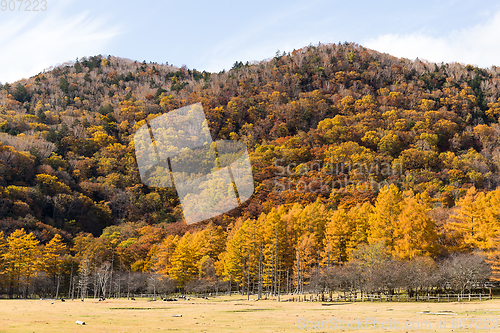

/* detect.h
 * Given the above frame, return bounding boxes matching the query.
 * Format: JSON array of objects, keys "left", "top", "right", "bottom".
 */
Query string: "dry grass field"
[{"left": 1, "top": 295, "right": 500, "bottom": 332}]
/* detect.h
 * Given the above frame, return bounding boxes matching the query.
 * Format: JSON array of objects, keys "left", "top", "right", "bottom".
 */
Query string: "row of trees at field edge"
[
  {"left": 0, "top": 185, "right": 497, "bottom": 299},
  {"left": 0, "top": 229, "right": 491, "bottom": 300}
]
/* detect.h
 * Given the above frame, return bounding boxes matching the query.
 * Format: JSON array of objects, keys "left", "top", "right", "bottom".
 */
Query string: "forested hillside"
[{"left": 1, "top": 42, "right": 500, "bottom": 298}]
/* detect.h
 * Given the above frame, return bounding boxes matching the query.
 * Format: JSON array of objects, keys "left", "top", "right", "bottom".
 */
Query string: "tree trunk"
[
  {"left": 55, "top": 271, "right": 61, "bottom": 299},
  {"left": 258, "top": 246, "right": 263, "bottom": 300},
  {"left": 68, "top": 264, "right": 73, "bottom": 300},
  {"left": 127, "top": 270, "right": 130, "bottom": 300}
]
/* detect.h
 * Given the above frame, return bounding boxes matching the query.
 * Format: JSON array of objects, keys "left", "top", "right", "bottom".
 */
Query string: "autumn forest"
[{"left": 1, "top": 42, "right": 500, "bottom": 299}]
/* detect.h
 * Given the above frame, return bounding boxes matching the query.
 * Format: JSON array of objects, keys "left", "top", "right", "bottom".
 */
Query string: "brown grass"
[{"left": 1, "top": 295, "right": 500, "bottom": 332}]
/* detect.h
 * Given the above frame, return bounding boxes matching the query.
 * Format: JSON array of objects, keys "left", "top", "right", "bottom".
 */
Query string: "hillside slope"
[{"left": 1, "top": 42, "right": 500, "bottom": 239}]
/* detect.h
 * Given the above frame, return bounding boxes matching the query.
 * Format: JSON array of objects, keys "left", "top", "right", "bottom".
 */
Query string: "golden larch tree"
[
  {"left": 393, "top": 192, "right": 438, "bottom": 260},
  {"left": 368, "top": 184, "right": 402, "bottom": 249},
  {"left": 41, "top": 234, "right": 68, "bottom": 297},
  {"left": 2, "top": 229, "right": 41, "bottom": 298}
]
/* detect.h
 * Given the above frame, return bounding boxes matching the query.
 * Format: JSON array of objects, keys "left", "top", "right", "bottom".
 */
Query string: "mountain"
[{"left": 0, "top": 42, "right": 500, "bottom": 239}]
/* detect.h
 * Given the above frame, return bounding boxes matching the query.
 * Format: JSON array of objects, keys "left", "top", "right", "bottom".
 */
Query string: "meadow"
[{"left": 1, "top": 295, "right": 500, "bottom": 332}]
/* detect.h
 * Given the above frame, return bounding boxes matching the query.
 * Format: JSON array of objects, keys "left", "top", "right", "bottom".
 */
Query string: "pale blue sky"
[{"left": 1, "top": 0, "right": 500, "bottom": 83}]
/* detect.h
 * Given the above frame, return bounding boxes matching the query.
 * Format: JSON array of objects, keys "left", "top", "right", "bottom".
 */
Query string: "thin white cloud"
[
  {"left": 364, "top": 11, "right": 500, "bottom": 68},
  {"left": 197, "top": 0, "right": 327, "bottom": 72},
  {"left": 0, "top": 0, "right": 121, "bottom": 83}
]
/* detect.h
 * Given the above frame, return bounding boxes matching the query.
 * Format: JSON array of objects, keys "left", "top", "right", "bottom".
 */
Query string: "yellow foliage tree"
[
  {"left": 221, "top": 217, "right": 264, "bottom": 295},
  {"left": 41, "top": 234, "right": 68, "bottom": 297},
  {"left": 393, "top": 192, "right": 438, "bottom": 259},
  {"left": 293, "top": 199, "right": 329, "bottom": 249},
  {"left": 262, "top": 207, "right": 291, "bottom": 295},
  {"left": 2, "top": 229, "right": 40, "bottom": 297},
  {"left": 195, "top": 222, "right": 226, "bottom": 260},
  {"left": 346, "top": 202, "right": 371, "bottom": 258},
  {"left": 0, "top": 231, "right": 6, "bottom": 286},
  {"left": 168, "top": 232, "right": 200, "bottom": 286},
  {"left": 368, "top": 184, "right": 402, "bottom": 249},
  {"left": 157, "top": 235, "right": 178, "bottom": 276},
  {"left": 35, "top": 174, "right": 71, "bottom": 195},
  {"left": 293, "top": 233, "right": 318, "bottom": 294},
  {"left": 324, "top": 209, "right": 351, "bottom": 263},
  {"left": 446, "top": 187, "right": 500, "bottom": 251}
]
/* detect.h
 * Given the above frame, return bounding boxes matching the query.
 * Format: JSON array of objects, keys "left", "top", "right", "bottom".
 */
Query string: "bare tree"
[
  {"left": 149, "top": 275, "right": 176, "bottom": 297},
  {"left": 126, "top": 272, "right": 148, "bottom": 296},
  {"left": 97, "top": 262, "right": 112, "bottom": 299},
  {"left": 78, "top": 255, "right": 92, "bottom": 301},
  {"left": 147, "top": 273, "right": 159, "bottom": 300},
  {"left": 403, "top": 257, "right": 439, "bottom": 298},
  {"left": 110, "top": 189, "right": 130, "bottom": 220},
  {"left": 439, "top": 252, "right": 491, "bottom": 294}
]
